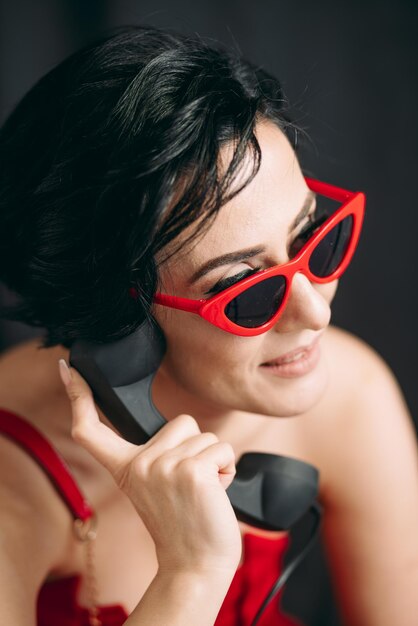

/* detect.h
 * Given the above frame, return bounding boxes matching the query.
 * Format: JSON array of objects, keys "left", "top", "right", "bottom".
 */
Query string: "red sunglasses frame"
[{"left": 132, "top": 178, "right": 365, "bottom": 337}]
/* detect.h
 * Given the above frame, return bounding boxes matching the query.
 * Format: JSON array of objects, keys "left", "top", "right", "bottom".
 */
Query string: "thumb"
[{"left": 58, "top": 359, "right": 136, "bottom": 473}]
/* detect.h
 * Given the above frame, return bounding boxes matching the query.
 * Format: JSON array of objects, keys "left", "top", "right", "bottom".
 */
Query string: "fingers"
[
  {"left": 141, "top": 432, "right": 219, "bottom": 469},
  {"left": 195, "top": 441, "right": 236, "bottom": 474},
  {"left": 58, "top": 359, "right": 137, "bottom": 472},
  {"left": 163, "top": 432, "right": 220, "bottom": 459},
  {"left": 137, "top": 418, "right": 236, "bottom": 482},
  {"left": 157, "top": 432, "right": 232, "bottom": 471},
  {"left": 194, "top": 441, "right": 237, "bottom": 489},
  {"left": 140, "top": 413, "right": 201, "bottom": 454},
  {"left": 58, "top": 360, "right": 236, "bottom": 490},
  {"left": 142, "top": 433, "right": 237, "bottom": 490}
]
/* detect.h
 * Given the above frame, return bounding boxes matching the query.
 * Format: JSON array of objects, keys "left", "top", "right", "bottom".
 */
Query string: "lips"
[
  {"left": 261, "top": 336, "right": 321, "bottom": 367},
  {"left": 258, "top": 336, "right": 322, "bottom": 379}
]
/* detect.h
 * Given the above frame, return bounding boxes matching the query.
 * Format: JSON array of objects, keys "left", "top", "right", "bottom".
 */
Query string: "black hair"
[{"left": 0, "top": 25, "right": 299, "bottom": 349}]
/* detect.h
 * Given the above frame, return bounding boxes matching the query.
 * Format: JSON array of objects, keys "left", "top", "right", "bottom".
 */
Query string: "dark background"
[{"left": 0, "top": 1, "right": 417, "bottom": 624}]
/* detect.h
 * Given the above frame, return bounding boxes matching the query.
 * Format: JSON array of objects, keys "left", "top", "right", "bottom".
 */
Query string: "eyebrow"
[
  {"left": 189, "top": 189, "right": 316, "bottom": 284},
  {"left": 289, "top": 190, "right": 316, "bottom": 232}
]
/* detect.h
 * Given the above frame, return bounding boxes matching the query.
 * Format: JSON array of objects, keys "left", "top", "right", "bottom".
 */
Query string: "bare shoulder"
[
  {"left": 312, "top": 324, "right": 417, "bottom": 500},
  {"left": 322, "top": 323, "right": 400, "bottom": 385},
  {"left": 320, "top": 324, "right": 411, "bottom": 416},
  {"left": 0, "top": 340, "right": 81, "bottom": 582},
  {"left": 0, "top": 431, "right": 77, "bottom": 584},
  {"left": 308, "top": 334, "right": 418, "bottom": 624},
  {"left": 0, "top": 428, "right": 79, "bottom": 624}
]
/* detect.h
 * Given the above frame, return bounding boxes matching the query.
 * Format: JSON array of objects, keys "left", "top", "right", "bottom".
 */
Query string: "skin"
[
  {"left": 152, "top": 121, "right": 336, "bottom": 425},
  {"left": 1, "top": 120, "right": 418, "bottom": 625}
]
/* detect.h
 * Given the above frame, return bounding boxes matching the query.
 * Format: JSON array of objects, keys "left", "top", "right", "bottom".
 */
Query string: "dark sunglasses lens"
[
  {"left": 309, "top": 215, "right": 353, "bottom": 277},
  {"left": 224, "top": 276, "right": 287, "bottom": 328}
]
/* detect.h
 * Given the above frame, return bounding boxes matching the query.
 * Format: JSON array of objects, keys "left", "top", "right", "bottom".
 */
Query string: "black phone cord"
[{"left": 249, "top": 503, "right": 323, "bottom": 626}]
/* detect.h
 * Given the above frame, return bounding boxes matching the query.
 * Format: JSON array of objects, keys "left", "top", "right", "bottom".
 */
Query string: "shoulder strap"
[{"left": 0, "top": 408, "right": 94, "bottom": 521}]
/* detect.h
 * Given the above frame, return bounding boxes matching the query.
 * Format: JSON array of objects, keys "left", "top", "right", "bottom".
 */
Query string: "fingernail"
[{"left": 58, "top": 358, "right": 72, "bottom": 386}]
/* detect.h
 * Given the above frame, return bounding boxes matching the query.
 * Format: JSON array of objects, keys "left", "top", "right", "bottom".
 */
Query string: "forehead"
[{"left": 164, "top": 121, "right": 307, "bottom": 275}]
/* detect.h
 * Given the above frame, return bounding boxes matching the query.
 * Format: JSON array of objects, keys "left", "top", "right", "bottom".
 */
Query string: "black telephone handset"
[
  {"left": 69, "top": 318, "right": 319, "bottom": 532},
  {"left": 70, "top": 319, "right": 322, "bottom": 625}
]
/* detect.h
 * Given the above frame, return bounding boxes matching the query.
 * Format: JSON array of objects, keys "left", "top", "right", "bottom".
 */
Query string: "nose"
[{"left": 273, "top": 272, "right": 333, "bottom": 334}]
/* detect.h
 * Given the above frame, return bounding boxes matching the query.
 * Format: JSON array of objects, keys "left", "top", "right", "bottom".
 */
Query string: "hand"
[{"left": 58, "top": 359, "right": 242, "bottom": 576}]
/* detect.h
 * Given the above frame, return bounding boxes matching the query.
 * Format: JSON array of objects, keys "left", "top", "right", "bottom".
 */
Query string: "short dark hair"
[{"left": 0, "top": 25, "right": 299, "bottom": 349}]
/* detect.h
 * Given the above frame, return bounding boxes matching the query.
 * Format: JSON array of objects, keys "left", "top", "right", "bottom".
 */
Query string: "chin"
[
  {"left": 256, "top": 391, "right": 324, "bottom": 418},
  {"left": 243, "top": 363, "right": 329, "bottom": 418}
]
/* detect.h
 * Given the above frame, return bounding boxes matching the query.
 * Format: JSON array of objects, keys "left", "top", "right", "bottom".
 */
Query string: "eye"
[
  {"left": 288, "top": 207, "right": 328, "bottom": 258},
  {"left": 205, "top": 267, "right": 261, "bottom": 296}
]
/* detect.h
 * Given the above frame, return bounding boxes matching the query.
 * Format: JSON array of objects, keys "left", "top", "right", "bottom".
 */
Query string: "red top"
[{"left": 0, "top": 408, "right": 302, "bottom": 626}]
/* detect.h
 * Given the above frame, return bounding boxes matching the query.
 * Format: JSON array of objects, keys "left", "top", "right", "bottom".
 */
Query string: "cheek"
[
  {"left": 153, "top": 307, "right": 258, "bottom": 387},
  {"left": 319, "top": 278, "right": 339, "bottom": 304}
]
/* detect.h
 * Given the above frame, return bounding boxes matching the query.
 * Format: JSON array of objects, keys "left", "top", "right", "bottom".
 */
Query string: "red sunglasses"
[{"left": 131, "top": 178, "right": 365, "bottom": 337}]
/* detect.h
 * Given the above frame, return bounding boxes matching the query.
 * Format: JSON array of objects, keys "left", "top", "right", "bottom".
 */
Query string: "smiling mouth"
[
  {"left": 260, "top": 337, "right": 320, "bottom": 367},
  {"left": 264, "top": 350, "right": 309, "bottom": 365},
  {"left": 258, "top": 337, "right": 322, "bottom": 379}
]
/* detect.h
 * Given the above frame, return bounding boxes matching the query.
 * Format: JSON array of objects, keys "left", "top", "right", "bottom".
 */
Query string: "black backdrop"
[{"left": 0, "top": 2, "right": 417, "bottom": 624}]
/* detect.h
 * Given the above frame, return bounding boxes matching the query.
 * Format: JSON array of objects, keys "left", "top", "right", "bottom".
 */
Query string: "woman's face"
[{"left": 153, "top": 120, "right": 337, "bottom": 418}]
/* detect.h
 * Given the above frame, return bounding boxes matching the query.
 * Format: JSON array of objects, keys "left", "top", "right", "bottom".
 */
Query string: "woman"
[{"left": 0, "top": 25, "right": 417, "bottom": 626}]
